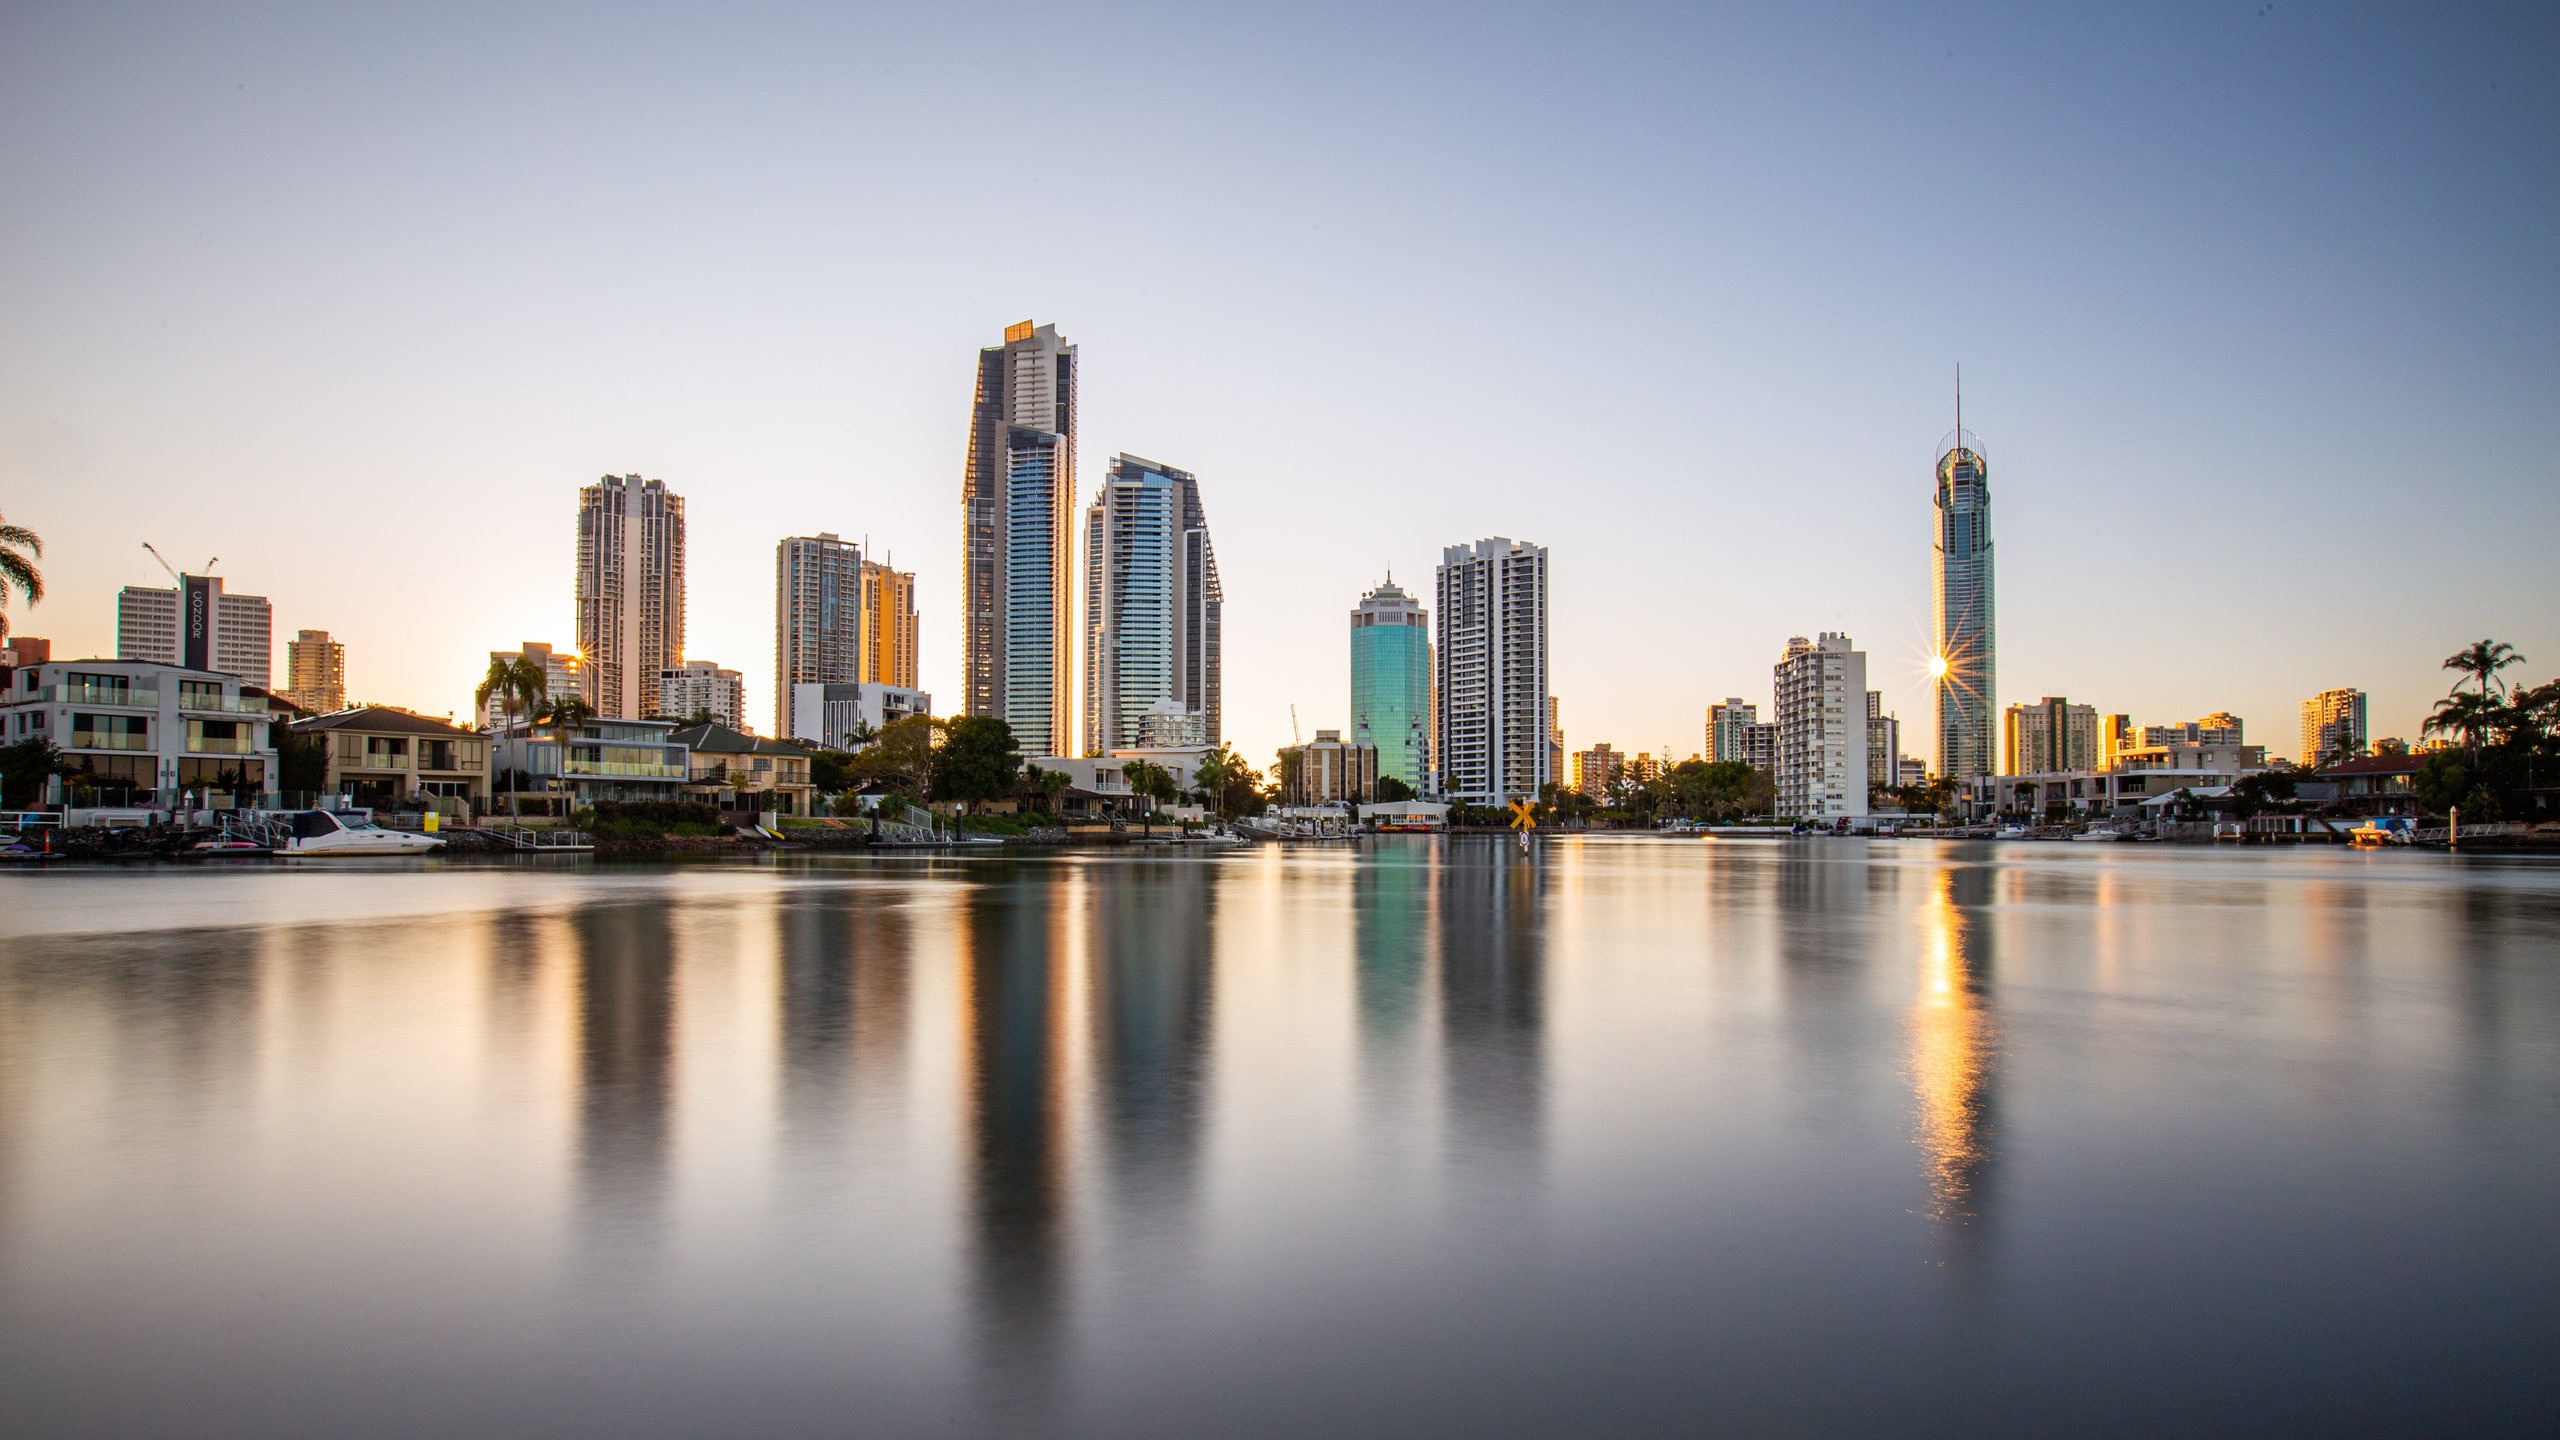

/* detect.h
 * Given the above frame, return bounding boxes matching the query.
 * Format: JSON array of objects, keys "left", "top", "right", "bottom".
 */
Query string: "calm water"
[{"left": 2, "top": 839, "right": 2556, "bottom": 1437}]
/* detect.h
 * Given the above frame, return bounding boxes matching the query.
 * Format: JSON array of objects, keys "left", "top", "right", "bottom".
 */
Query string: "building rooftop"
[
  {"left": 668, "top": 721, "right": 810, "bottom": 757},
  {"left": 292, "top": 706, "right": 482, "bottom": 739},
  {"left": 2319, "top": 754, "right": 2425, "bottom": 778}
]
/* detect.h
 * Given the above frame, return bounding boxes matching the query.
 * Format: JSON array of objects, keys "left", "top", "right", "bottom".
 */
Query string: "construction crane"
[
  {"left": 1290, "top": 704, "right": 1302, "bottom": 746},
  {"left": 142, "top": 543, "right": 217, "bottom": 582}
]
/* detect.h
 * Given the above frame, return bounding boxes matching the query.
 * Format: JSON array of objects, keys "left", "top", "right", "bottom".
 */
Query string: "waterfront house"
[
  {"left": 3, "top": 657, "right": 279, "bottom": 809},
  {"left": 668, "top": 722, "right": 815, "bottom": 815},
  {"left": 2316, "top": 753, "right": 2426, "bottom": 817},
  {"left": 489, "top": 715, "right": 689, "bottom": 806},
  {"left": 291, "top": 706, "right": 489, "bottom": 811}
]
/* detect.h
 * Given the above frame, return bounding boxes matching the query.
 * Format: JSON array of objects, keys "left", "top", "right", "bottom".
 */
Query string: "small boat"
[
  {"left": 2349, "top": 818, "right": 2416, "bottom": 848},
  {"left": 191, "top": 838, "right": 272, "bottom": 858},
  {"left": 2071, "top": 826, "right": 2127, "bottom": 842},
  {"left": 1994, "top": 824, "right": 2030, "bottom": 839},
  {"left": 0, "top": 841, "right": 65, "bottom": 863},
  {"left": 277, "top": 809, "right": 443, "bottom": 856}
]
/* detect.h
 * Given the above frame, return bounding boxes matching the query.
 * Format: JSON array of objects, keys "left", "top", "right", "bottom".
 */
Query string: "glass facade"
[
  {"left": 1932, "top": 437, "right": 1996, "bottom": 783},
  {"left": 1350, "top": 578, "right": 1431, "bottom": 790}
]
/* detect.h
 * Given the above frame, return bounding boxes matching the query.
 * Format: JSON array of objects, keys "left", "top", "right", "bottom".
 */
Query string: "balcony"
[
  {"left": 40, "top": 685, "right": 159, "bottom": 707},
  {"left": 178, "top": 693, "right": 270, "bottom": 715},
  {"left": 189, "top": 735, "right": 260, "bottom": 755},
  {"left": 70, "top": 731, "right": 154, "bottom": 752},
  {"left": 564, "top": 758, "right": 687, "bottom": 779},
  {"left": 347, "top": 752, "right": 412, "bottom": 770}
]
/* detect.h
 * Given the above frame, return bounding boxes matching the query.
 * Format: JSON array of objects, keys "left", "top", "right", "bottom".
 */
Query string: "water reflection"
[
  {"left": 573, "top": 901, "right": 678, "bottom": 1279},
  {"left": 1088, "top": 860, "right": 1214, "bottom": 1211},
  {"left": 1355, "top": 843, "right": 1435, "bottom": 1082},
  {"left": 774, "top": 888, "right": 911, "bottom": 1163},
  {"left": 1439, "top": 842, "right": 1545, "bottom": 1185},
  {"left": 959, "top": 869, "right": 1072, "bottom": 1402},
  {"left": 1912, "top": 865, "right": 1998, "bottom": 1241}
]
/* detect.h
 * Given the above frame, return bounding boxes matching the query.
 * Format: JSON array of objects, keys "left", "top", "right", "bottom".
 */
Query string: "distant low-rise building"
[
  {"left": 1572, "top": 742, "right": 1623, "bottom": 798},
  {"left": 2142, "top": 713, "right": 2244, "bottom": 750},
  {"left": 1280, "top": 729, "right": 1377, "bottom": 806},
  {"left": 293, "top": 706, "right": 489, "bottom": 810},
  {"left": 790, "top": 681, "right": 932, "bottom": 752}
]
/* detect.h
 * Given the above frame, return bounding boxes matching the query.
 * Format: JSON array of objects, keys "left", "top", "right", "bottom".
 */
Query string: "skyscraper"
[
  {"left": 283, "top": 630, "right": 345, "bottom": 714},
  {"left": 1775, "top": 632, "right": 1869, "bottom": 820},
  {"left": 2003, "top": 696, "right": 2099, "bottom": 774},
  {"left": 861, "top": 557, "right": 919, "bottom": 692},
  {"left": 963, "top": 320, "right": 1076, "bottom": 756},
  {"left": 117, "top": 575, "right": 272, "bottom": 687},
  {"left": 1435, "top": 537, "right": 1550, "bottom": 805},
  {"left": 1351, "top": 575, "right": 1431, "bottom": 791},
  {"left": 1932, "top": 387, "right": 1996, "bottom": 783},
  {"left": 577, "top": 474, "right": 686, "bottom": 719},
  {"left": 776, "top": 533, "right": 863, "bottom": 736},
  {"left": 1082, "top": 454, "right": 1221, "bottom": 755},
  {"left": 1709, "top": 699, "right": 1757, "bottom": 764}
]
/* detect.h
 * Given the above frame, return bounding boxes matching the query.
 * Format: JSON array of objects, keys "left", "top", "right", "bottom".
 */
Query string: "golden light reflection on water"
[{"left": 1912, "top": 866, "right": 1994, "bottom": 1228}]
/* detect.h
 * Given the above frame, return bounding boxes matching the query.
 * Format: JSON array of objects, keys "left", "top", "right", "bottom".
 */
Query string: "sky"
[{"left": 2, "top": 1, "right": 2554, "bottom": 770}]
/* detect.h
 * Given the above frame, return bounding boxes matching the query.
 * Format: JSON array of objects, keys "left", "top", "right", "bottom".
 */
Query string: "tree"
[
  {"left": 0, "top": 736, "right": 64, "bottom": 808},
  {"left": 808, "top": 748, "right": 858, "bottom": 796},
  {"left": 0, "top": 508, "right": 40, "bottom": 643},
  {"left": 2424, "top": 690, "right": 2501, "bottom": 764},
  {"left": 2320, "top": 726, "right": 2363, "bottom": 770},
  {"left": 1374, "top": 774, "right": 1417, "bottom": 803},
  {"left": 275, "top": 727, "right": 328, "bottom": 801},
  {"left": 852, "top": 714, "right": 942, "bottom": 794},
  {"left": 2443, "top": 639, "right": 2526, "bottom": 699},
  {"left": 475, "top": 654, "right": 546, "bottom": 816},
  {"left": 1118, "top": 759, "right": 1172, "bottom": 813},
  {"left": 933, "top": 716, "right": 1021, "bottom": 811},
  {"left": 1019, "top": 763, "right": 1070, "bottom": 815}
]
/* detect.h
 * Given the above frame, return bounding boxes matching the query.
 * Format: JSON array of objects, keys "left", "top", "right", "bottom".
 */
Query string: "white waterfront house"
[{"left": 4, "top": 657, "right": 281, "bottom": 808}]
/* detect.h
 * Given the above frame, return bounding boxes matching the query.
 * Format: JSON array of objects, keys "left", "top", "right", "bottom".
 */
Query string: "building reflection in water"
[
  {"left": 958, "top": 869, "right": 1072, "bottom": 1403},
  {"left": 1088, "top": 860, "right": 1215, "bottom": 1215},
  {"left": 1912, "top": 865, "right": 1999, "bottom": 1243},
  {"left": 774, "top": 887, "right": 911, "bottom": 1167},
  {"left": 1355, "top": 844, "right": 1435, "bottom": 1069},
  {"left": 1439, "top": 842, "right": 1545, "bottom": 1185},
  {"left": 572, "top": 900, "right": 678, "bottom": 1282}
]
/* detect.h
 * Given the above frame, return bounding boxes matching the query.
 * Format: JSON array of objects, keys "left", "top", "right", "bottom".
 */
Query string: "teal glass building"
[{"left": 1351, "top": 576, "right": 1431, "bottom": 791}]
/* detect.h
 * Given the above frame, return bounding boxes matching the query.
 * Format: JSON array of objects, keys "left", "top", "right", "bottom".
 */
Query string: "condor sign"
[{"left": 183, "top": 574, "right": 216, "bottom": 671}]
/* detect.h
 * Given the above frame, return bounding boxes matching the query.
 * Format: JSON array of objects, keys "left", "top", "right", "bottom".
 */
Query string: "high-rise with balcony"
[
  {"left": 1708, "top": 699, "right": 1757, "bottom": 765},
  {"left": 1774, "top": 632, "right": 1868, "bottom": 819},
  {"left": 576, "top": 474, "right": 686, "bottom": 719},
  {"left": 1351, "top": 575, "right": 1431, "bottom": 791},
  {"left": 776, "top": 533, "right": 863, "bottom": 736},
  {"left": 2003, "top": 696, "right": 2099, "bottom": 774},
  {"left": 1932, "top": 393, "right": 1997, "bottom": 784},
  {"left": 1435, "top": 537, "right": 1549, "bottom": 805},
  {"left": 1082, "top": 454, "right": 1221, "bottom": 756},
  {"left": 861, "top": 557, "right": 919, "bottom": 692},
  {"left": 117, "top": 575, "right": 272, "bottom": 688},
  {"left": 962, "top": 320, "right": 1076, "bottom": 756},
  {"left": 283, "top": 630, "right": 345, "bottom": 715}
]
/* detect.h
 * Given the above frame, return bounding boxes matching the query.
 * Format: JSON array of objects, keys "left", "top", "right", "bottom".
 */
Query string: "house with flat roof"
[
  {"left": 491, "top": 715, "right": 690, "bottom": 806},
  {"left": 3, "top": 657, "right": 280, "bottom": 808}
]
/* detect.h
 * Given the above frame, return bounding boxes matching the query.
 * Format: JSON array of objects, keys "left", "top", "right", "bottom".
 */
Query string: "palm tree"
[
  {"left": 541, "top": 693, "right": 595, "bottom": 731},
  {"left": 2425, "top": 691, "right": 2501, "bottom": 764},
  {"left": 2443, "top": 639, "right": 2525, "bottom": 699},
  {"left": 0, "top": 508, "right": 41, "bottom": 643},
  {"left": 475, "top": 654, "right": 546, "bottom": 816}
]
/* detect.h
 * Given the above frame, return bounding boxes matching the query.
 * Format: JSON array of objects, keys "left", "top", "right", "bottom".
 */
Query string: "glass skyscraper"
[
  {"left": 1932, "top": 414, "right": 1996, "bottom": 783},
  {"left": 962, "top": 321, "right": 1076, "bottom": 756},
  {"left": 1350, "top": 576, "right": 1430, "bottom": 791},
  {"left": 1082, "top": 454, "right": 1221, "bottom": 756}
]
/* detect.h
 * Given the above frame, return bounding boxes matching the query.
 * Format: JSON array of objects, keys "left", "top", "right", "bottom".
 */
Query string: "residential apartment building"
[
  {"left": 862, "top": 558, "right": 919, "bottom": 691},
  {"left": 5, "top": 657, "right": 279, "bottom": 806},
  {"left": 2102, "top": 713, "right": 2136, "bottom": 769},
  {"left": 1549, "top": 697, "right": 1565, "bottom": 792},
  {"left": 117, "top": 575, "right": 272, "bottom": 688},
  {"left": 477, "top": 642, "right": 584, "bottom": 729},
  {"left": 281, "top": 630, "right": 346, "bottom": 715},
  {"left": 963, "top": 320, "right": 1077, "bottom": 757},
  {"left": 790, "top": 682, "right": 932, "bottom": 752},
  {"left": 1280, "top": 729, "right": 1378, "bottom": 806},
  {"left": 1350, "top": 575, "right": 1431, "bottom": 792},
  {"left": 1774, "top": 632, "right": 1868, "bottom": 820},
  {"left": 292, "top": 706, "right": 488, "bottom": 809},
  {"left": 1867, "top": 691, "right": 1900, "bottom": 797},
  {"left": 1572, "top": 742, "right": 1623, "bottom": 799},
  {"left": 2299, "top": 688, "right": 2368, "bottom": 766},
  {"left": 1435, "top": 537, "right": 1550, "bottom": 805},
  {"left": 775, "top": 532, "right": 864, "bottom": 736},
  {"left": 2143, "top": 712, "right": 2243, "bottom": 749},
  {"left": 576, "top": 474, "right": 686, "bottom": 718},
  {"left": 1083, "top": 454, "right": 1221, "bottom": 755},
  {"left": 1932, "top": 419, "right": 1997, "bottom": 783},
  {"left": 2004, "top": 696, "right": 2100, "bottom": 775},
  {"left": 1708, "top": 699, "right": 1757, "bottom": 765},
  {"left": 657, "top": 660, "right": 747, "bottom": 731}
]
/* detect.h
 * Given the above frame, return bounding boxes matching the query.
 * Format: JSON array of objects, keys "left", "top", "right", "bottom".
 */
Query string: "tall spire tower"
[
  {"left": 961, "top": 320, "right": 1077, "bottom": 756},
  {"left": 1931, "top": 370, "right": 1996, "bottom": 784}
]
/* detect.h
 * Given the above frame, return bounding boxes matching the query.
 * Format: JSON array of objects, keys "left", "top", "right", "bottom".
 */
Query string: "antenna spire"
[{"left": 1955, "top": 362, "right": 1962, "bottom": 454}]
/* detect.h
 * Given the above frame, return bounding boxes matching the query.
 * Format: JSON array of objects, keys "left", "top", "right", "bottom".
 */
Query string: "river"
[{"left": 1, "top": 838, "right": 2554, "bottom": 1436}]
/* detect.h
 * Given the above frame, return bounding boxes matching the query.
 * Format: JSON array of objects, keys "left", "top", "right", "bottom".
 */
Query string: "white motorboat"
[
  {"left": 2071, "top": 826, "right": 2127, "bottom": 842},
  {"left": 278, "top": 809, "right": 443, "bottom": 856},
  {"left": 1994, "top": 824, "right": 2031, "bottom": 839}
]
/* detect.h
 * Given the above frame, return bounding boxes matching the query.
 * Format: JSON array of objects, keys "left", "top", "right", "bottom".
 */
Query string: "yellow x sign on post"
[{"left": 1508, "top": 799, "right": 1538, "bottom": 830}]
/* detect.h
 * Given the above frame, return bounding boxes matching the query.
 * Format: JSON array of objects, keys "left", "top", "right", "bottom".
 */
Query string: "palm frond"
[
  {"left": 0, "top": 549, "right": 40, "bottom": 604},
  {"left": 0, "top": 524, "right": 41, "bottom": 554}
]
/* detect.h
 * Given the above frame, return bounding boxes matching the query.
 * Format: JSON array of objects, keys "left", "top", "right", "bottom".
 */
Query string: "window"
[
  {"left": 179, "top": 680, "right": 225, "bottom": 709},
  {"left": 71, "top": 713, "right": 150, "bottom": 749}
]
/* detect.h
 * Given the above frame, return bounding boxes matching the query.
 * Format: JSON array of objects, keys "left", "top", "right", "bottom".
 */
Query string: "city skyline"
[{"left": 3, "top": 7, "right": 2554, "bottom": 770}]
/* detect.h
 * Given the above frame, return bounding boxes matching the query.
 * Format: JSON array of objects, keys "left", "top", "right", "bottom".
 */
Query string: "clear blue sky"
[{"left": 3, "top": 1, "right": 2553, "bottom": 767}]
